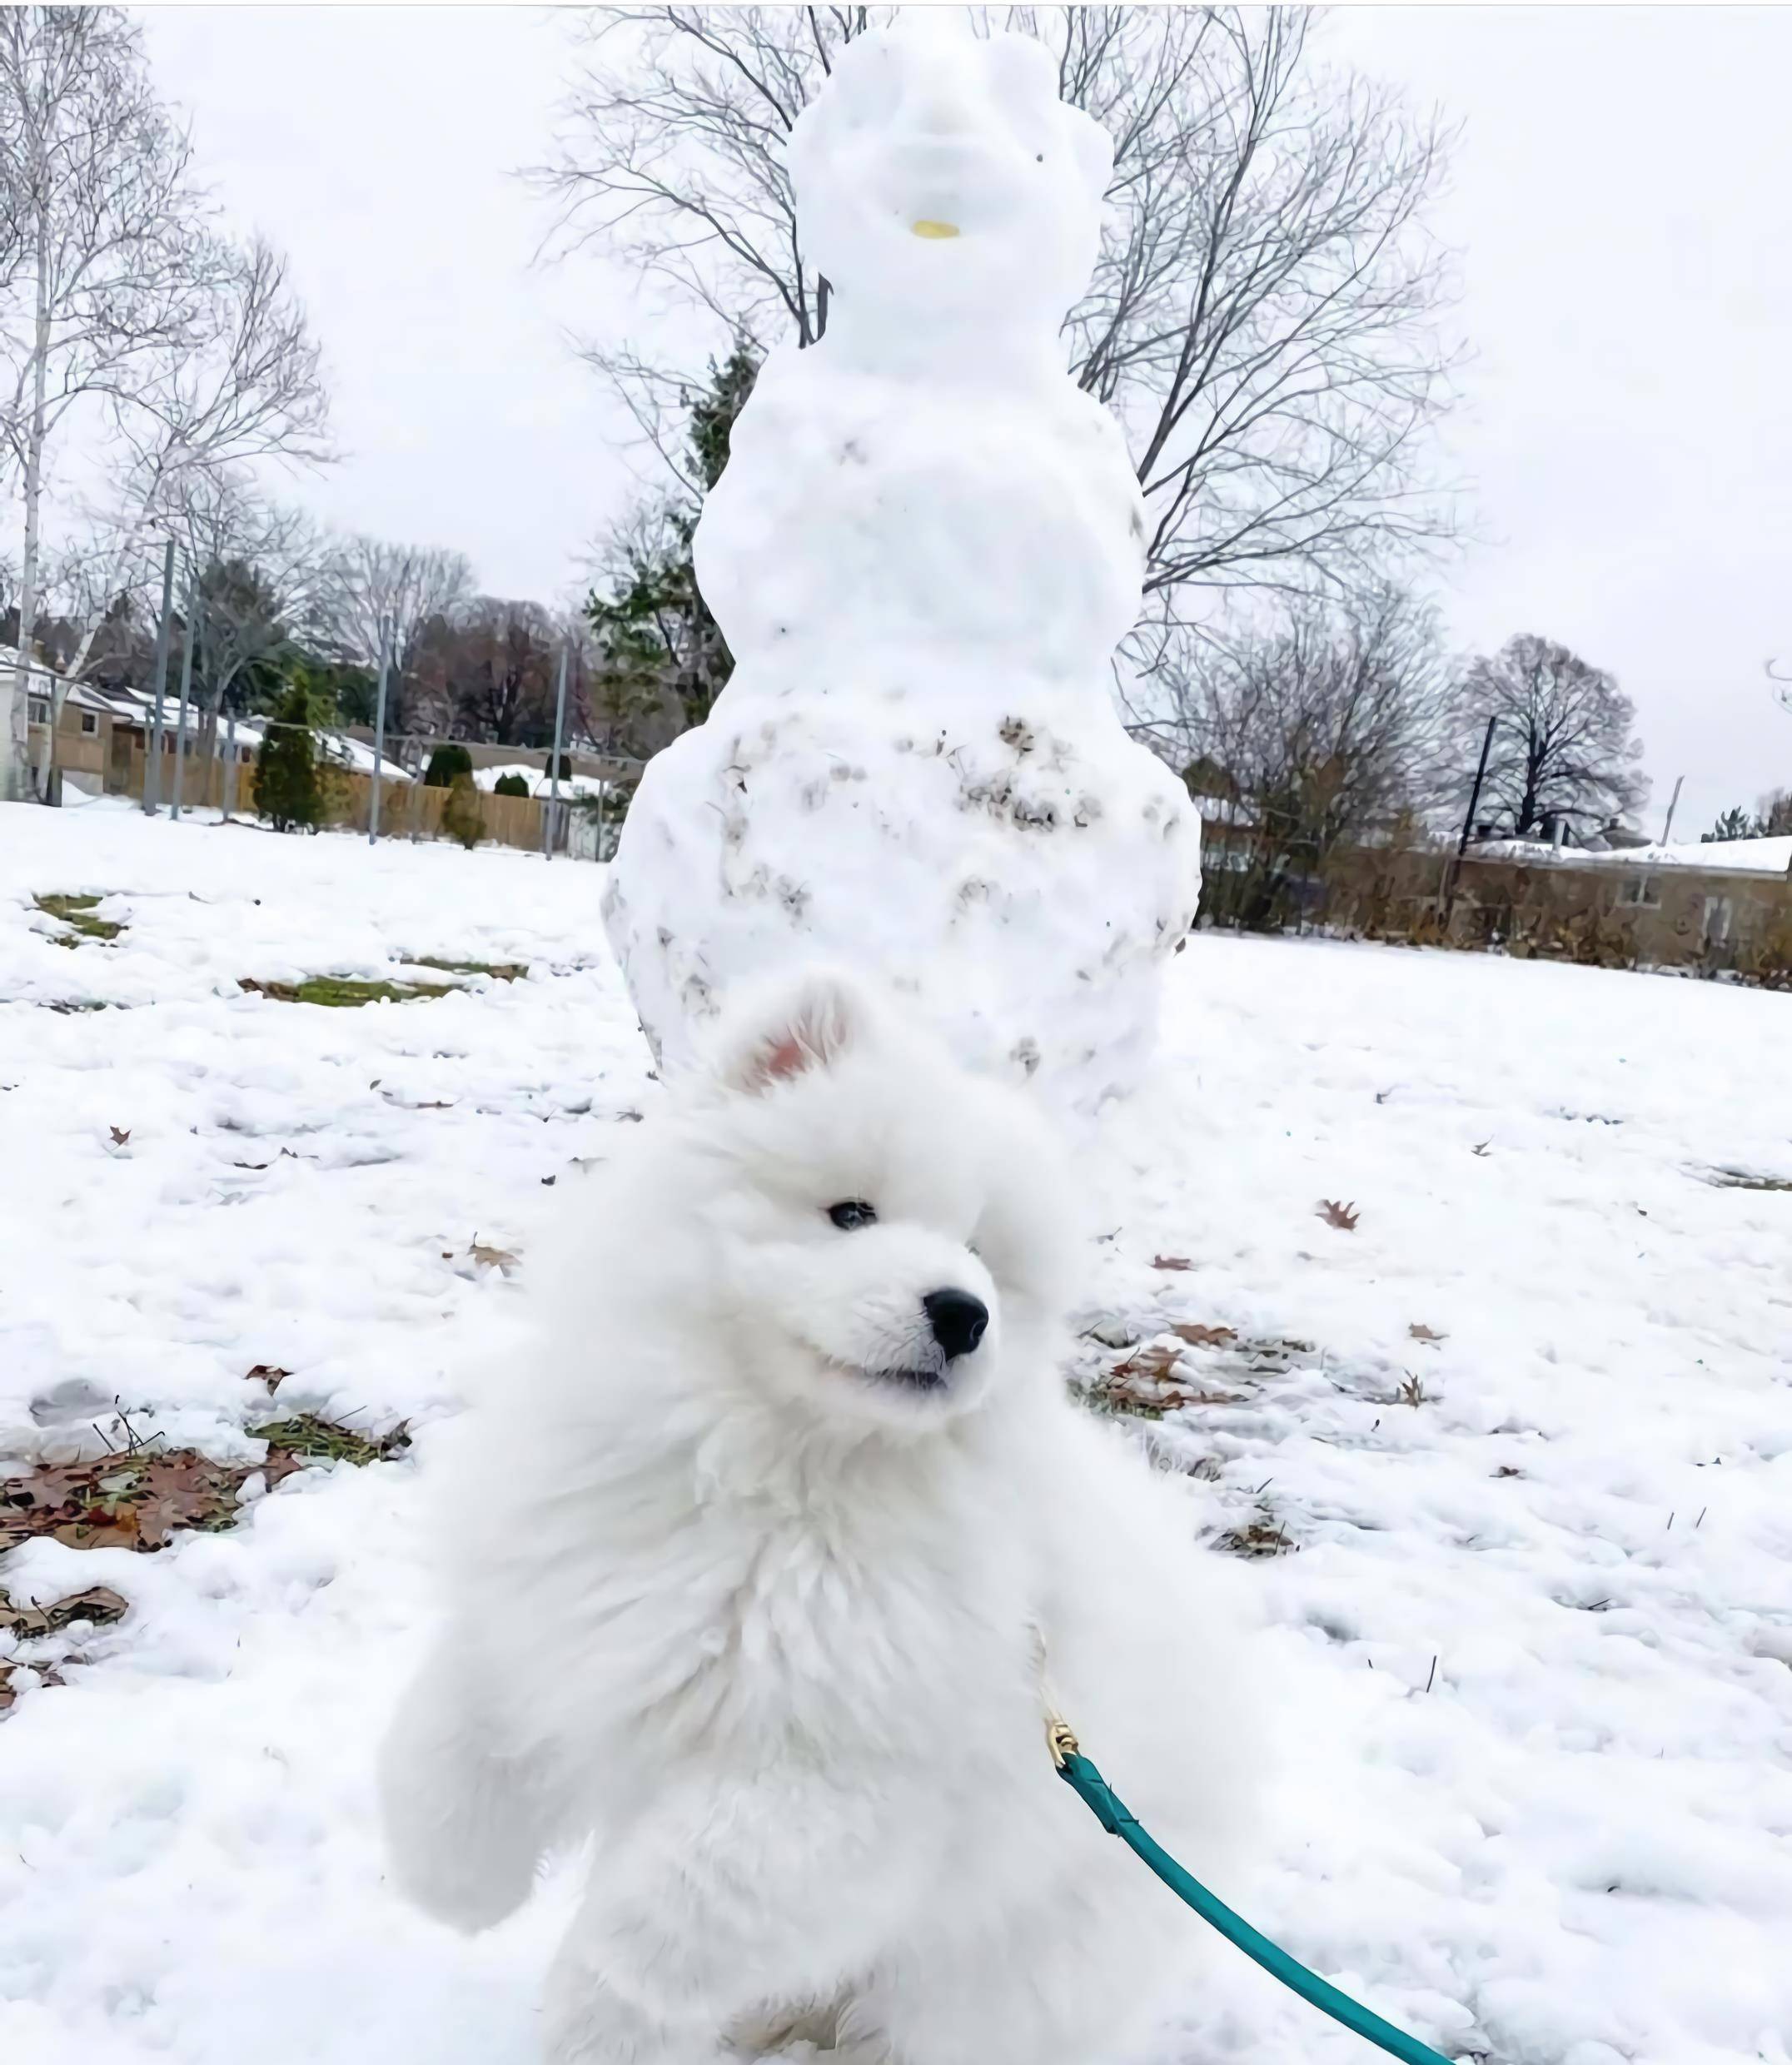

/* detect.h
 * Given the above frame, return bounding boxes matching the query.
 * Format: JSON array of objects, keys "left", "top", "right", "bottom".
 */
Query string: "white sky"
[{"left": 134, "top": 3, "right": 1792, "bottom": 838}]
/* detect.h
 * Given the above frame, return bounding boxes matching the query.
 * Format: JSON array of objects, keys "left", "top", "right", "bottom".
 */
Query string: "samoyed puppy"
[{"left": 379, "top": 968, "right": 1263, "bottom": 2065}]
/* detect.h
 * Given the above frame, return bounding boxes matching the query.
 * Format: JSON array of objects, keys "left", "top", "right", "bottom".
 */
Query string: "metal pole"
[
  {"left": 142, "top": 540, "right": 176, "bottom": 814},
  {"left": 170, "top": 575, "right": 197, "bottom": 821},
  {"left": 369, "top": 615, "right": 392, "bottom": 845},
  {"left": 223, "top": 713, "right": 238, "bottom": 821},
  {"left": 545, "top": 645, "right": 568, "bottom": 861},
  {"left": 1658, "top": 775, "right": 1684, "bottom": 848}
]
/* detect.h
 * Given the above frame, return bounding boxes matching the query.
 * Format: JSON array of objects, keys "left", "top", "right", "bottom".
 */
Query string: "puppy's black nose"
[{"left": 923, "top": 1288, "right": 988, "bottom": 1361}]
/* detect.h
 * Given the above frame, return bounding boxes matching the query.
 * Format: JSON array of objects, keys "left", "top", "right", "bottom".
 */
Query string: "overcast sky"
[{"left": 136, "top": 4, "right": 1792, "bottom": 839}]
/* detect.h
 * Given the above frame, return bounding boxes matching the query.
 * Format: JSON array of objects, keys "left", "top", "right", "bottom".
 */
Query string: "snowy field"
[{"left": 2, "top": 800, "right": 1790, "bottom": 2065}]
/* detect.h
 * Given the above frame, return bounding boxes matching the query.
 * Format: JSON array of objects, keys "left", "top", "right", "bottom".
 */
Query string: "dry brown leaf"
[
  {"left": 1, "top": 1585, "right": 129, "bottom": 1640},
  {"left": 108, "top": 1126, "right": 130, "bottom": 1147},
  {"left": 1407, "top": 1323, "right": 1446, "bottom": 1344},
  {"left": 0, "top": 1416, "right": 406, "bottom": 1560},
  {"left": 1171, "top": 1322, "right": 1237, "bottom": 1349},
  {"left": 1317, "top": 1199, "right": 1360, "bottom": 1232},
  {"left": 469, "top": 1239, "right": 519, "bottom": 1271},
  {"left": 1152, "top": 1255, "right": 1196, "bottom": 1272},
  {"left": 246, "top": 1364, "right": 291, "bottom": 1392},
  {"left": 1109, "top": 1344, "right": 1182, "bottom": 1384}
]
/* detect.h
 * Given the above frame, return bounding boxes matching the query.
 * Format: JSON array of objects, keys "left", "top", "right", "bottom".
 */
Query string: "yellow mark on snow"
[{"left": 909, "top": 219, "right": 961, "bottom": 240}]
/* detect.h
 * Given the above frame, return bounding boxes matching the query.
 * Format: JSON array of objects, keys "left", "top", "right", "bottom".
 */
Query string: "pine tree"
[
  {"left": 585, "top": 341, "right": 758, "bottom": 744},
  {"left": 1702, "top": 806, "right": 1760, "bottom": 843},
  {"left": 252, "top": 681, "right": 325, "bottom": 833}
]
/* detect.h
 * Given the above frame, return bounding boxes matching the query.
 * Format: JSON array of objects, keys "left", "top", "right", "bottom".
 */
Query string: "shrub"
[
  {"left": 494, "top": 773, "right": 530, "bottom": 799},
  {"left": 424, "top": 743, "right": 474, "bottom": 789},
  {"left": 441, "top": 772, "right": 485, "bottom": 850},
  {"left": 253, "top": 683, "right": 324, "bottom": 833}
]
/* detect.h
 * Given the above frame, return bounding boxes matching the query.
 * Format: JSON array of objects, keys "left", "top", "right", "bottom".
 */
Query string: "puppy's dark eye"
[{"left": 828, "top": 1201, "right": 878, "bottom": 1231}]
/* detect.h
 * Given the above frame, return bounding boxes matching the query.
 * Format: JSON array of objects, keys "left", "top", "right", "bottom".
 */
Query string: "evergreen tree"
[
  {"left": 253, "top": 681, "right": 325, "bottom": 833},
  {"left": 585, "top": 341, "right": 758, "bottom": 745},
  {"left": 1703, "top": 806, "right": 1760, "bottom": 843},
  {"left": 493, "top": 772, "right": 530, "bottom": 798},
  {"left": 424, "top": 742, "right": 473, "bottom": 788}
]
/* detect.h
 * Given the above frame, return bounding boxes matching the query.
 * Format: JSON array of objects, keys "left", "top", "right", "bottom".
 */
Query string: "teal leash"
[{"left": 1049, "top": 1728, "right": 1460, "bottom": 2065}]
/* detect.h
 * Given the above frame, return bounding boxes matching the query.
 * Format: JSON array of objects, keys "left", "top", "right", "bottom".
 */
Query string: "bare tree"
[
  {"left": 412, "top": 597, "right": 567, "bottom": 747},
  {"left": 1451, "top": 634, "right": 1648, "bottom": 841},
  {"left": 58, "top": 235, "right": 331, "bottom": 676},
  {"left": 536, "top": 6, "right": 1456, "bottom": 644},
  {"left": 1158, "top": 580, "right": 1451, "bottom": 925},
  {"left": 316, "top": 535, "right": 475, "bottom": 735},
  {"left": 163, "top": 470, "right": 326, "bottom": 757},
  {"left": 0, "top": 6, "right": 213, "bottom": 798}
]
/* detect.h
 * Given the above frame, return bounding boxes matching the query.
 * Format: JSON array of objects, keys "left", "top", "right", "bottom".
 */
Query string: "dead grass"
[{"left": 1216, "top": 1507, "right": 1297, "bottom": 1558}]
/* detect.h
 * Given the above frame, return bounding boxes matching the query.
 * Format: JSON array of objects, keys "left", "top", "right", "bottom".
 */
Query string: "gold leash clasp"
[{"left": 1046, "top": 1714, "right": 1080, "bottom": 1769}]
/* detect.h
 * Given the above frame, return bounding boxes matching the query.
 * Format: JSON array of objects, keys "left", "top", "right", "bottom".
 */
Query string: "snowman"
[{"left": 602, "top": 18, "right": 1201, "bottom": 1120}]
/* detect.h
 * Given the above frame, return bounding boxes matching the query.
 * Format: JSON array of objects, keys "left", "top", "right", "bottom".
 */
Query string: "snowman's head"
[{"left": 788, "top": 22, "right": 1113, "bottom": 336}]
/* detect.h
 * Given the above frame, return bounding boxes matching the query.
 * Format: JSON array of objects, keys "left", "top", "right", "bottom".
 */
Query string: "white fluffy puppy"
[{"left": 379, "top": 968, "right": 1262, "bottom": 2065}]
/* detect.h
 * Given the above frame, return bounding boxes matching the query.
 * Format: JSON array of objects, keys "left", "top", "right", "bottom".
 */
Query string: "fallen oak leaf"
[
  {"left": 1317, "top": 1199, "right": 1360, "bottom": 1232},
  {"left": 1171, "top": 1322, "right": 1237, "bottom": 1349},
  {"left": 246, "top": 1364, "right": 291, "bottom": 1392},
  {"left": 108, "top": 1126, "right": 131, "bottom": 1147},
  {"left": 1108, "top": 1343, "right": 1183, "bottom": 1383},
  {"left": 469, "top": 1239, "right": 520, "bottom": 1271},
  {"left": 1407, "top": 1323, "right": 1446, "bottom": 1344},
  {"left": 0, "top": 1585, "right": 129, "bottom": 1640},
  {"left": 1152, "top": 1255, "right": 1196, "bottom": 1272}
]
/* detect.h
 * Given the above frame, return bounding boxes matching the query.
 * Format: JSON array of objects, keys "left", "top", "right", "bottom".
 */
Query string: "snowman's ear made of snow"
[{"left": 715, "top": 967, "right": 870, "bottom": 1094}]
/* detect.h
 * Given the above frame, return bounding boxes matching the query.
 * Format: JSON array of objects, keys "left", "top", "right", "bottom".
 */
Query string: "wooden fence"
[{"left": 102, "top": 740, "right": 583, "bottom": 858}]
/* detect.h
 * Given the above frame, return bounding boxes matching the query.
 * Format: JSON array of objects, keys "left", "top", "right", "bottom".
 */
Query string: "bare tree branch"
[{"left": 533, "top": 5, "right": 1460, "bottom": 626}]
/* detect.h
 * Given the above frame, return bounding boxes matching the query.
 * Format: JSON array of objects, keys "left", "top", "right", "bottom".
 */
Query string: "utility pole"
[
  {"left": 142, "top": 540, "right": 177, "bottom": 815},
  {"left": 170, "top": 573, "right": 197, "bottom": 820},
  {"left": 1444, "top": 715, "right": 1498, "bottom": 927},
  {"left": 545, "top": 645, "right": 568, "bottom": 861},
  {"left": 369, "top": 615, "right": 392, "bottom": 845},
  {"left": 1658, "top": 776, "right": 1685, "bottom": 848},
  {"left": 1456, "top": 716, "right": 1498, "bottom": 859}
]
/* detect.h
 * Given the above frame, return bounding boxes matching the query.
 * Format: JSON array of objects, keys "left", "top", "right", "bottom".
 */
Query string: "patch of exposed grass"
[
  {"left": 406, "top": 955, "right": 526, "bottom": 983},
  {"left": 33, "top": 892, "right": 122, "bottom": 943},
  {"left": 240, "top": 974, "right": 451, "bottom": 1008},
  {"left": 247, "top": 1414, "right": 411, "bottom": 1468}
]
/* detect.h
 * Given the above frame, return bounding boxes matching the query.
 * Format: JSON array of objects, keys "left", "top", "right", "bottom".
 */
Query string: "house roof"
[{"left": 1475, "top": 834, "right": 1792, "bottom": 877}]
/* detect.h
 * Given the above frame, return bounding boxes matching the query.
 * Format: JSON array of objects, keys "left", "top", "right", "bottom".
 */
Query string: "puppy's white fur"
[{"left": 380, "top": 969, "right": 1262, "bottom": 2065}]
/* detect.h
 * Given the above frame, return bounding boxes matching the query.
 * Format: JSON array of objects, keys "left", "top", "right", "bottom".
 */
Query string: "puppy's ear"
[{"left": 717, "top": 968, "right": 869, "bottom": 1094}]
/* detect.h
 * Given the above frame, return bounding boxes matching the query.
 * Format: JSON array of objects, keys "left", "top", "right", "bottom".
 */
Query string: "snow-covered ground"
[{"left": 2, "top": 801, "right": 1790, "bottom": 2065}]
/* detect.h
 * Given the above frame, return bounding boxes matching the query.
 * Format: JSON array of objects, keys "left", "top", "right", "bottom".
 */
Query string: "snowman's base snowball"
[{"left": 603, "top": 692, "right": 1201, "bottom": 1121}]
